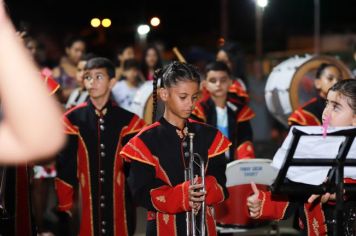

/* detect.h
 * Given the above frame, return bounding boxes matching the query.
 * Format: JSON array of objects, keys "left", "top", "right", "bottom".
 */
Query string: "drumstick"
[{"left": 172, "top": 47, "right": 187, "bottom": 63}]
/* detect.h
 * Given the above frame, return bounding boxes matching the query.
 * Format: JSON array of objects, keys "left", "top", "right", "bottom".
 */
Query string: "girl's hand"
[
  {"left": 247, "top": 182, "right": 262, "bottom": 218},
  {"left": 308, "top": 192, "right": 336, "bottom": 204},
  {"left": 188, "top": 176, "right": 206, "bottom": 214}
]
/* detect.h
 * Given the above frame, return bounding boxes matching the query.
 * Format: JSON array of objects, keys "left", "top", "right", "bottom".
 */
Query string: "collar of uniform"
[
  {"left": 159, "top": 117, "right": 189, "bottom": 139},
  {"left": 88, "top": 99, "right": 114, "bottom": 117}
]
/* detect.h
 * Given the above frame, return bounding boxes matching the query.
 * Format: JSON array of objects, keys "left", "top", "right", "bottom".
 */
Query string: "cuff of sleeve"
[{"left": 205, "top": 176, "right": 225, "bottom": 204}]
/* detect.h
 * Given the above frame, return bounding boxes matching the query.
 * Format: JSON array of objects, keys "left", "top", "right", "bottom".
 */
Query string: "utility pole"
[
  {"left": 220, "top": 0, "right": 229, "bottom": 39},
  {"left": 314, "top": 0, "right": 321, "bottom": 55}
]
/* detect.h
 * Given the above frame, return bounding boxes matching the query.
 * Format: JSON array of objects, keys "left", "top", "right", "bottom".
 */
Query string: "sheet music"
[
  {"left": 225, "top": 159, "right": 278, "bottom": 187},
  {"left": 271, "top": 126, "right": 356, "bottom": 185}
]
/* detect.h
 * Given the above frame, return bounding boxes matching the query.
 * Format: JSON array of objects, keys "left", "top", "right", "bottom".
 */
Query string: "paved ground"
[{"left": 133, "top": 207, "right": 299, "bottom": 236}]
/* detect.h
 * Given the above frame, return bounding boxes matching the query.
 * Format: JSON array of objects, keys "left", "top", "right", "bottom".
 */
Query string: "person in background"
[
  {"left": 55, "top": 57, "right": 146, "bottom": 236},
  {"left": 141, "top": 45, "right": 163, "bottom": 81},
  {"left": 53, "top": 35, "right": 86, "bottom": 104},
  {"left": 112, "top": 59, "right": 143, "bottom": 113},
  {"left": 215, "top": 42, "right": 251, "bottom": 126},
  {"left": 288, "top": 63, "right": 343, "bottom": 126},
  {"left": 192, "top": 61, "right": 255, "bottom": 160},
  {"left": 65, "top": 53, "right": 96, "bottom": 110},
  {"left": 216, "top": 41, "right": 248, "bottom": 89},
  {"left": 114, "top": 44, "right": 135, "bottom": 81},
  {"left": 19, "top": 33, "right": 61, "bottom": 236},
  {"left": 247, "top": 79, "right": 356, "bottom": 236}
]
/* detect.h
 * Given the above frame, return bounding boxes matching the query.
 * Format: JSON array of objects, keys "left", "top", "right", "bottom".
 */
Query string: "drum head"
[
  {"left": 131, "top": 81, "right": 164, "bottom": 124},
  {"left": 143, "top": 95, "right": 154, "bottom": 124}
]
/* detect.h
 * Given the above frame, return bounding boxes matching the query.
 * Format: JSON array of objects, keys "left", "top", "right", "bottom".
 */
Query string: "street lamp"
[
  {"left": 90, "top": 18, "right": 101, "bottom": 28},
  {"left": 137, "top": 24, "right": 150, "bottom": 46},
  {"left": 150, "top": 17, "right": 160, "bottom": 27},
  {"left": 314, "top": 0, "right": 320, "bottom": 55},
  {"left": 256, "top": 0, "right": 268, "bottom": 8},
  {"left": 102, "top": 18, "right": 112, "bottom": 28},
  {"left": 137, "top": 24, "right": 150, "bottom": 35},
  {"left": 255, "top": 0, "right": 268, "bottom": 79}
]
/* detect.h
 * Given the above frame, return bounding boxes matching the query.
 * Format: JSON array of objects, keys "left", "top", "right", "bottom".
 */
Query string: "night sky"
[{"left": 5, "top": 0, "right": 356, "bottom": 58}]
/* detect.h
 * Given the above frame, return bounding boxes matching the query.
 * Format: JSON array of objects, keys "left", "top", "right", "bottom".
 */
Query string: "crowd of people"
[{"left": 1, "top": 0, "right": 356, "bottom": 235}]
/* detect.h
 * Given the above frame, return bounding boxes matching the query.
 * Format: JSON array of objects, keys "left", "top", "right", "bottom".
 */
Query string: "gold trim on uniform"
[
  {"left": 81, "top": 173, "right": 86, "bottom": 187},
  {"left": 175, "top": 127, "right": 188, "bottom": 139},
  {"left": 152, "top": 155, "right": 172, "bottom": 186},
  {"left": 163, "top": 214, "right": 169, "bottom": 225},
  {"left": 78, "top": 134, "right": 95, "bottom": 236},
  {"left": 116, "top": 172, "right": 122, "bottom": 186},
  {"left": 126, "top": 142, "right": 155, "bottom": 166},
  {"left": 95, "top": 108, "right": 108, "bottom": 116},
  {"left": 156, "top": 195, "right": 166, "bottom": 203},
  {"left": 312, "top": 217, "right": 320, "bottom": 236}
]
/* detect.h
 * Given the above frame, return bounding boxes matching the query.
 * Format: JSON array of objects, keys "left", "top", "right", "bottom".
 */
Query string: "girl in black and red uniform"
[{"left": 121, "top": 61, "right": 231, "bottom": 236}]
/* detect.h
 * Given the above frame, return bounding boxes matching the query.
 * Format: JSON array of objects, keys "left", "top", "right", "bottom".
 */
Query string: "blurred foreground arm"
[{"left": 0, "top": 1, "right": 65, "bottom": 163}]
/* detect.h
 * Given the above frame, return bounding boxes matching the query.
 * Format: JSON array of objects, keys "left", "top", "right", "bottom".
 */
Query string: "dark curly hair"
[
  {"left": 152, "top": 61, "right": 200, "bottom": 122},
  {"left": 329, "top": 79, "right": 356, "bottom": 114},
  {"left": 315, "top": 63, "right": 341, "bottom": 79}
]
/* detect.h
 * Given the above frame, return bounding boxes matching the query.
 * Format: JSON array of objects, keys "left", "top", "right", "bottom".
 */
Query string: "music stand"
[{"left": 270, "top": 126, "right": 356, "bottom": 236}]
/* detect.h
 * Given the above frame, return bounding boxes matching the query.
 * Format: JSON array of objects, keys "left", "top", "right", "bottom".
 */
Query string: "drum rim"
[{"left": 289, "top": 55, "right": 353, "bottom": 110}]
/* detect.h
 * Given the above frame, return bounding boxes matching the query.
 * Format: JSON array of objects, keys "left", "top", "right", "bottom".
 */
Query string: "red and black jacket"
[
  {"left": 191, "top": 95, "right": 255, "bottom": 160},
  {"left": 288, "top": 96, "right": 325, "bottom": 126},
  {"left": 55, "top": 99, "right": 145, "bottom": 236},
  {"left": 121, "top": 117, "right": 231, "bottom": 236}
]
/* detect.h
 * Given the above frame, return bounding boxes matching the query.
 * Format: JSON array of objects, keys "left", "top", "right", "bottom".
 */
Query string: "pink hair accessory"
[{"left": 322, "top": 115, "right": 331, "bottom": 138}]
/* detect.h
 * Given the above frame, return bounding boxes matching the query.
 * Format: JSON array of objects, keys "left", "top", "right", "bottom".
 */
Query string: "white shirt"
[
  {"left": 65, "top": 88, "right": 89, "bottom": 109},
  {"left": 111, "top": 80, "right": 140, "bottom": 113},
  {"left": 216, "top": 106, "right": 230, "bottom": 159}
]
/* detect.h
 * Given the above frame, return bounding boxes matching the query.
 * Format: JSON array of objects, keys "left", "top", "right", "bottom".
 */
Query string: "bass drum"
[
  {"left": 130, "top": 81, "right": 164, "bottom": 124},
  {"left": 265, "top": 55, "right": 352, "bottom": 127},
  {"left": 130, "top": 81, "right": 154, "bottom": 124}
]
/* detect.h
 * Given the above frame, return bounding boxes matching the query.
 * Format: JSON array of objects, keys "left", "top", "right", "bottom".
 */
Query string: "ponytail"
[{"left": 152, "top": 69, "right": 161, "bottom": 123}]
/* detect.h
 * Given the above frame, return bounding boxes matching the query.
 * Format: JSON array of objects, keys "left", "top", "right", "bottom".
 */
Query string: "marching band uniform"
[
  {"left": 32, "top": 69, "right": 60, "bottom": 180},
  {"left": 288, "top": 95, "right": 325, "bottom": 235},
  {"left": 0, "top": 165, "right": 34, "bottom": 236},
  {"left": 251, "top": 96, "right": 325, "bottom": 236},
  {"left": 192, "top": 81, "right": 255, "bottom": 160},
  {"left": 252, "top": 178, "right": 356, "bottom": 236},
  {"left": 251, "top": 189, "right": 328, "bottom": 236},
  {"left": 228, "top": 80, "right": 249, "bottom": 102},
  {"left": 288, "top": 96, "right": 325, "bottom": 126},
  {"left": 0, "top": 72, "right": 59, "bottom": 236},
  {"left": 55, "top": 99, "right": 145, "bottom": 236},
  {"left": 253, "top": 96, "right": 343, "bottom": 236},
  {"left": 120, "top": 117, "right": 231, "bottom": 236},
  {"left": 41, "top": 68, "right": 60, "bottom": 96}
]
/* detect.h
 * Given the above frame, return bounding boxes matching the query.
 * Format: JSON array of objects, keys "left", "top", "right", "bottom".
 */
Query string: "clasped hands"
[{"left": 188, "top": 175, "right": 206, "bottom": 215}]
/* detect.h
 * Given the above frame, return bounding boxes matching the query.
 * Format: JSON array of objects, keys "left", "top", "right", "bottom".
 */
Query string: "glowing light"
[
  {"left": 137, "top": 24, "right": 150, "bottom": 35},
  {"left": 150, "top": 17, "right": 160, "bottom": 27},
  {"left": 218, "top": 37, "right": 225, "bottom": 46},
  {"left": 102, "top": 18, "right": 112, "bottom": 28},
  {"left": 256, "top": 0, "right": 268, "bottom": 8},
  {"left": 90, "top": 18, "right": 101, "bottom": 28}
]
